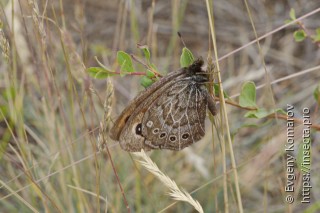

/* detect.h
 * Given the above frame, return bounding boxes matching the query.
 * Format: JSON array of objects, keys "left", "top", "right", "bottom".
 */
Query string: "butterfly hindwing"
[{"left": 141, "top": 78, "right": 208, "bottom": 150}]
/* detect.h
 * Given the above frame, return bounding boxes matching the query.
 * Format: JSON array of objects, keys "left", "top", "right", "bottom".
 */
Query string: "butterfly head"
[
  {"left": 188, "top": 58, "right": 204, "bottom": 73},
  {"left": 186, "top": 58, "right": 208, "bottom": 82}
]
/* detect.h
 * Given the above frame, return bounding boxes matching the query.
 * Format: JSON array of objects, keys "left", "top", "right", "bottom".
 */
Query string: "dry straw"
[
  {"left": 133, "top": 150, "right": 204, "bottom": 213},
  {"left": 0, "top": 21, "right": 10, "bottom": 63}
]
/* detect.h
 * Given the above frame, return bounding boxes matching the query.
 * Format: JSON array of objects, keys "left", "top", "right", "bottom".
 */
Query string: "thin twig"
[{"left": 214, "top": 97, "right": 320, "bottom": 131}]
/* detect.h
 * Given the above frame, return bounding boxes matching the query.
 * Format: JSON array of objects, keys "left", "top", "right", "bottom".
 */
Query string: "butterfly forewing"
[
  {"left": 111, "top": 69, "right": 188, "bottom": 151},
  {"left": 109, "top": 68, "right": 187, "bottom": 141}
]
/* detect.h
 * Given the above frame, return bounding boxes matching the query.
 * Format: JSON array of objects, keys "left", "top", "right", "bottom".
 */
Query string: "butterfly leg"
[{"left": 207, "top": 93, "right": 217, "bottom": 116}]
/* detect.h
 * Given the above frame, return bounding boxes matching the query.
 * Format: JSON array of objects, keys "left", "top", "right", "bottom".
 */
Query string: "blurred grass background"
[{"left": 0, "top": 0, "right": 319, "bottom": 212}]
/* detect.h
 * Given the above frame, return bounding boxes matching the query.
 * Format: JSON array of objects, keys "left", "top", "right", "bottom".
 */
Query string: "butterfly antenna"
[{"left": 177, "top": 32, "right": 186, "bottom": 47}]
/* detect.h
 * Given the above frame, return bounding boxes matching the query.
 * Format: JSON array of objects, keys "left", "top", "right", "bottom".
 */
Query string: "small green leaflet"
[
  {"left": 289, "top": 8, "right": 296, "bottom": 20},
  {"left": 213, "top": 84, "right": 229, "bottom": 98},
  {"left": 87, "top": 67, "right": 117, "bottom": 79},
  {"left": 117, "top": 51, "right": 134, "bottom": 74},
  {"left": 312, "top": 28, "right": 320, "bottom": 42},
  {"left": 137, "top": 44, "right": 151, "bottom": 62},
  {"left": 284, "top": 9, "right": 296, "bottom": 24},
  {"left": 239, "top": 81, "right": 257, "bottom": 108},
  {"left": 146, "top": 69, "right": 155, "bottom": 78},
  {"left": 140, "top": 76, "right": 154, "bottom": 88},
  {"left": 244, "top": 108, "right": 286, "bottom": 119},
  {"left": 180, "top": 47, "right": 194, "bottom": 67},
  {"left": 294, "top": 30, "right": 306, "bottom": 42}
]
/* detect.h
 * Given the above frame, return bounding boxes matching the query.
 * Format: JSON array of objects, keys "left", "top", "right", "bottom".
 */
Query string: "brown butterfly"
[{"left": 110, "top": 58, "right": 217, "bottom": 152}]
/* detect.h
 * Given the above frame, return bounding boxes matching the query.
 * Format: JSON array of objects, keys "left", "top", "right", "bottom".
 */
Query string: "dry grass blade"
[
  {"left": 0, "top": 180, "right": 39, "bottom": 213},
  {"left": 133, "top": 150, "right": 204, "bottom": 213},
  {"left": 67, "top": 184, "right": 107, "bottom": 203},
  {"left": 205, "top": 0, "right": 243, "bottom": 212}
]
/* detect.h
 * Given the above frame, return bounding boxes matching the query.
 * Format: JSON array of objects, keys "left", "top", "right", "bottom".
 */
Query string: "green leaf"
[
  {"left": 213, "top": 84, "right": 229, "bottom": 98},
  {"left": 149, "top": 63, "right": 159, "bottom": 74},
  {"left": 289, "top": 8, "right": 296, "bottom": 20},
  {"left": 314, "top": 84, "right": 320, "bottom": 105},
  {"left": 244, "top": 108, "right": 286, "bottom": 119},
  {"left": 180, "top": 47, "right": 194, "bottom": 67},
  {"left": 239, "top": 81, "right": 257, "bottom": 107},
  {"left": 87, "top": 67, "right": 117, "bottom": 79},
  {"left": 245, "top": 108, "right": 268, "bottom": 118},
  {"left": 294, "top": 30, "right": 306, "bottom": 42},
  {"left": 311, "top": 28, "right": 320, "bottom": 42},
  {"left": 138, "top": 44, "right": 151, "bottom": 62},
  {"left": 241, "top": 123, "right": 260, "bottom": 128},
  {"left": 297, "top": 142, "right": 311, "bottom": 174},
  {"left": 117, "top": 51, "right": 134, "bottom": 73},
  {"left": 146, "top": 69, "right": 155, "bottom": 78},
  {"left": 274, "top": 108, "right": 287, "bottom": 115},
  {"left": 140, "top": 76, "right": 154, "bottom": 88}
]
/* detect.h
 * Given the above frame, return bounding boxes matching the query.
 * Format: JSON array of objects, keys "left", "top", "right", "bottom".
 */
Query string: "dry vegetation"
[{"left": 0, "top": 0, "right": 319, "bottom": 212}]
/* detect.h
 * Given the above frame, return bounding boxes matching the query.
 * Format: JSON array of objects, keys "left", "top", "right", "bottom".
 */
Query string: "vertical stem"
[{"left": 205, "top": 0, "right": 244, "bottom": 212}]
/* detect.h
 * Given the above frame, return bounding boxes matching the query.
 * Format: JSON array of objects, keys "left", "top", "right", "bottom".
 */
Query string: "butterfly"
[{"left": 110, "top": 58, "right": 217, "bottom": 152}]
